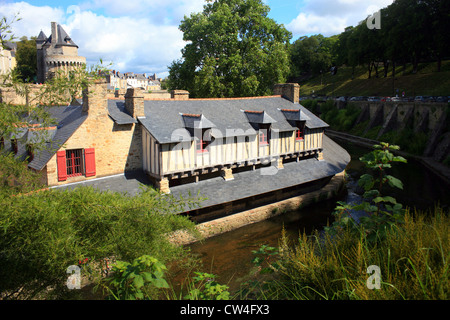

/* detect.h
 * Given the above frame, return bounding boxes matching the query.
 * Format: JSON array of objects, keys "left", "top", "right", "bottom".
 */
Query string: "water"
[{"left": 187, "top": 139, "right": 450, "bottom": 292}]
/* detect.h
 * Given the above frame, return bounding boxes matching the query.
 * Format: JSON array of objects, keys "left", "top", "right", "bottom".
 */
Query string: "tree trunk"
[
  {"left": 383, "top": 60, "right": 389, "bottom": 78},
  {"left": 374, "top": 61, "right": 379, "bottom": 78},
  {"left": 368, "top": 62, "right": 373, "bottom": 79}
]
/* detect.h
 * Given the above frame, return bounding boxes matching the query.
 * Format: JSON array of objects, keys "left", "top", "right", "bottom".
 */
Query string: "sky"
[{"left": 0, "top": 0, "right": 394, "bottom": 78}]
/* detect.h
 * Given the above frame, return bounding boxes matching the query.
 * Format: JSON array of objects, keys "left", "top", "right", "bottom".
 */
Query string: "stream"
[{"left": 187, "top": 139, "right": 450, "bottom": 293}]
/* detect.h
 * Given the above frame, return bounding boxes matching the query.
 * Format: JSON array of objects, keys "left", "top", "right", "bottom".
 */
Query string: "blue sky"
[{"left": 0, "top": 0, "right": 394, "bottom": 77}]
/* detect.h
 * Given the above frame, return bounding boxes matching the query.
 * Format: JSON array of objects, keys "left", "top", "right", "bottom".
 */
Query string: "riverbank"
[
  {"left": 325, "top": 129, "right": 450, "bottom": 186},
  {"left": 167, "top": 170, "right": 346, "bottom": 246}
]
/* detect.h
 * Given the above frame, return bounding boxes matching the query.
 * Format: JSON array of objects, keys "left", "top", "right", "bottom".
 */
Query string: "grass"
[
  {"left": 298, "top": 60, "right": 450, "bottom": 97},
  {"left": 245, "top": 207, "right": 449, "bottom": 300}
]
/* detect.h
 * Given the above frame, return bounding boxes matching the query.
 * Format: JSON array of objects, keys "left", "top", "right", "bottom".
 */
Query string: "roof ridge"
[{"left": 188, "top": 95, "right": 282, "bottom": 101}]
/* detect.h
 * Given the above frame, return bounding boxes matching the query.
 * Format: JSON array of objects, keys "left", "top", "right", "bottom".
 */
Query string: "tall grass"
[{"left": 254, "top": 207, "right": 448, "bottom": 300}]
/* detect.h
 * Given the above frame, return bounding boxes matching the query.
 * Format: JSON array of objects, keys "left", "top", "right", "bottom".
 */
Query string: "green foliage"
[
  {"left": 167, "top": 0, "right": 292, "bottom": 98},
  {"left": 102, "top": 255, "right": 169, "bottom": 300},
  {"left": 13, "top": 37, "right": 37, "bottom": 83},
  {"left": 0, "top": 187, "right": 199, "bottom": 299},
  {"left": 0, "top": 14, "right": 20, "bottom": 46},
  {"left": 271, "top": 207, "right": 449, "bottom": 300},
  {"left": 39, "top": 60, "right": 112, "bottom": 106},
  {"left": 303, "top": 100, "right": 361, "bottom": 132},
  {"left": 251, "top": 244, "right": 279, "bottom": 274},
  {"left": 379, "top": 129, "right": 429, "bottom": 156},
  {"left": 326, "top": 142, "right": 407, "bottom": 243},
  {"left": 0, "top": 153, "right": 45, "bottom": 196},
  {"left": 290, "top": 34, "right": 337, "bottom": 78},
  {"left": 184, "top": 272, "right": 230, "bottom": 300}
]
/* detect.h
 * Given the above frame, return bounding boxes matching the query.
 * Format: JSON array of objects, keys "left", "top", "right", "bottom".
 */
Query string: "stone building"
[
  {"left": 0, "top": 42, "right": 17, "bottom": 75},
  {"left": 36, "top": 22, "right": 86, "bottom": 83},
  {"left": 4, "top": 81, "right": 350, "bottom": 217}
]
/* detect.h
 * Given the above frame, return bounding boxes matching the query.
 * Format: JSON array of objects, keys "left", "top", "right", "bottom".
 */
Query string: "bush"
[{"left": 0, "top": 186, "right": 199, "bottom": 299}]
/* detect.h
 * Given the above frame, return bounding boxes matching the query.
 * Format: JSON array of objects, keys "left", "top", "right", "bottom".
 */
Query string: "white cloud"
[
  {"left": 287, "top": 0, "right": 394, "bottom": 38},
  {"left": 0, "top": 0, "right": 395, "bottom": 75},
  {"left": 0, "top": 1, "right": 65, "bottom": 38},
  {"left": 0, "top": 1, "right": 206, "bottom": 76}
]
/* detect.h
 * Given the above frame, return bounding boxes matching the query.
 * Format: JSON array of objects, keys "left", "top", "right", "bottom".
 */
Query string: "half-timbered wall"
[{"left": 142, "top": 126, "right": 324, "bottom": 178}]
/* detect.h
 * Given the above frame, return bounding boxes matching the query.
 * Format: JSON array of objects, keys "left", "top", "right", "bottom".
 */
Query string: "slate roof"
[
  {"left": 182, "top": 114, "right": 216, "bottom": 129},
  {"left": 244, "top": 110, "right": 277, "bottom": 124},
  {"left": 138, "top": 96, "right": 328, "bottom": 144},
  {"left": 36, "top": 30, "right": 47, "bottom": 41},
  {"left": 280, "top": 109, "right": 311, "bottom": 122},
  {"left": 42, "top": 23, "right": 78, "bottom": 48},
  {"left": 26, "top": 105, "right": 87, "bottom": 171},
  {"left": 108, "top": 100, "right": 137, "bottom": 124},
  {"left": 170, "top": 134, "right": 350, "bottom": 212}
]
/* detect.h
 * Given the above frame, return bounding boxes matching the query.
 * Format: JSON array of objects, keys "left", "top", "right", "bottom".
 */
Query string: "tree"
[
  {"left": 290, "top": 34, "right": 336, "bottom": 80},
  {"left": 167, "top": 0, "right": 292, "bottom": 98},
  {"left": 13, "top": 36, "right": 37, "bottom": 83}
]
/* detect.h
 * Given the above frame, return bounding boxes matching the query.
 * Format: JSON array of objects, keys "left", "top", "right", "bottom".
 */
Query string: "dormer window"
[
  {"left": 280, "top": 109, "right": 309, "bottom": 142},
  {"left": 296, "top": 121, "right": 305, "bottom": 140},
  {"left": 181, "top": 113, "right": 216, "bottom": 155},
  {"left": 196, "top": 129, "right": 211, "bottom": 154},
  {"left": 244, "top": 110, "right": 275, "bottom": 147},
  {"left": 259, "top": 124, "right": 270, "bottom": 145}
]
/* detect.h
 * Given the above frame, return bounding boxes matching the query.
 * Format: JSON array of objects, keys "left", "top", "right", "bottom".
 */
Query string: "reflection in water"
[{"left": 188, "top": 140, "right": 450, "bottom": 293}]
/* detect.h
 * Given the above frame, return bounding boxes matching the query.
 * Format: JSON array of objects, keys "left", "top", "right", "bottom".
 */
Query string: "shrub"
[{"left": 0, "top": 186, "right": 200, "bottom": 299}]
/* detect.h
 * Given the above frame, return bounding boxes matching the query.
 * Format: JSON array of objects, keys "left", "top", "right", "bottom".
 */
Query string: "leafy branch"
[{"left": 326, "top": 142, "right": 408, "bottom": 243}]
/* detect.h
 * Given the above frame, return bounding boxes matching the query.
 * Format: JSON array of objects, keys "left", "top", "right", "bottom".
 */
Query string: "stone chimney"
[
  {"left": 273, "top": 83, "right": 300, "bottom": 104},
  {"left": 125, "top": 88, "right": 145, "bottom": 118},
  {"left": 82, "top": 78, "right": 108, "bottom": 118},
  {"left": 171, "top": 90, "right": 189, "bottom": 101},
  {"left": 51, "top": 22, "right": 58, "bottom": 44}
]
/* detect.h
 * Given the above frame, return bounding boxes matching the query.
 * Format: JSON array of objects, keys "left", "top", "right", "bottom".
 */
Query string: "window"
[
  {"left": 259, "top": 124, "right": 270, "bottom": 145},
  {"left": 66, "top": 149, "right": 83, "bottom": 177},
  {"left": 296, "top": 128, "right": 304, "bottom": 140},
  {"left": 196, "top": 129, "right": 211, "bottom": 154},
  {"left": 57, "top": 148, "right": 96, "bottom": 182},
  {"left": 296, "top": 121, "right": 306, "bottom": 141}
]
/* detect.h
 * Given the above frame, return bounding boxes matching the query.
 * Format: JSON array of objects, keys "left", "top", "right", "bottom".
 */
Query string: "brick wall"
[{"left": 46, "top": 79, "right": 142, "bottom": 186}]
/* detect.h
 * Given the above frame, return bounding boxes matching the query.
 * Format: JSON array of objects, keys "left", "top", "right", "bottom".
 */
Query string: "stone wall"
[
  {"left": 109, "top": 89, "right": 171, "bottom": 100},
  {"left": 45, "top": 79, "right": 142, "bottom": 186},
  {"left": 0, "top": 84, "right": 43, "bottom": 106}
]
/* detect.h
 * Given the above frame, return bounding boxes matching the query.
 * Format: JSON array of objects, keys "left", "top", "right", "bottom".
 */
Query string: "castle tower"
[{"left": 36, "top": 22, "right": 86, "bottom": 83}]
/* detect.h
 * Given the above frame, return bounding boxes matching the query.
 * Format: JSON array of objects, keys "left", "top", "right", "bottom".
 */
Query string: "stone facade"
[
  {"left": 273, "top": 83, "right": 300, "bottom": 104},
  {"left": 36, "top": 22, "right": 86, "bottom": 83},
  {"left": 45, "top": 79, "right": 142, "bottom": 186}
]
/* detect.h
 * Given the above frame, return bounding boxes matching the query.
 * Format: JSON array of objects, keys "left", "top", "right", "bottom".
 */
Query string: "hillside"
[{"left": 297, "top": 60, "right": 450, "bottom": 98}]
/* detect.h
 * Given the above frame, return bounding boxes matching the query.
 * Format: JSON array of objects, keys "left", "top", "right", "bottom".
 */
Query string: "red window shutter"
[
  {"left": 57, "top": 150, "right": 67, "bottom": 181},
  {"left": 84, "top": 148, "right": 96, "bottom": 177}
]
